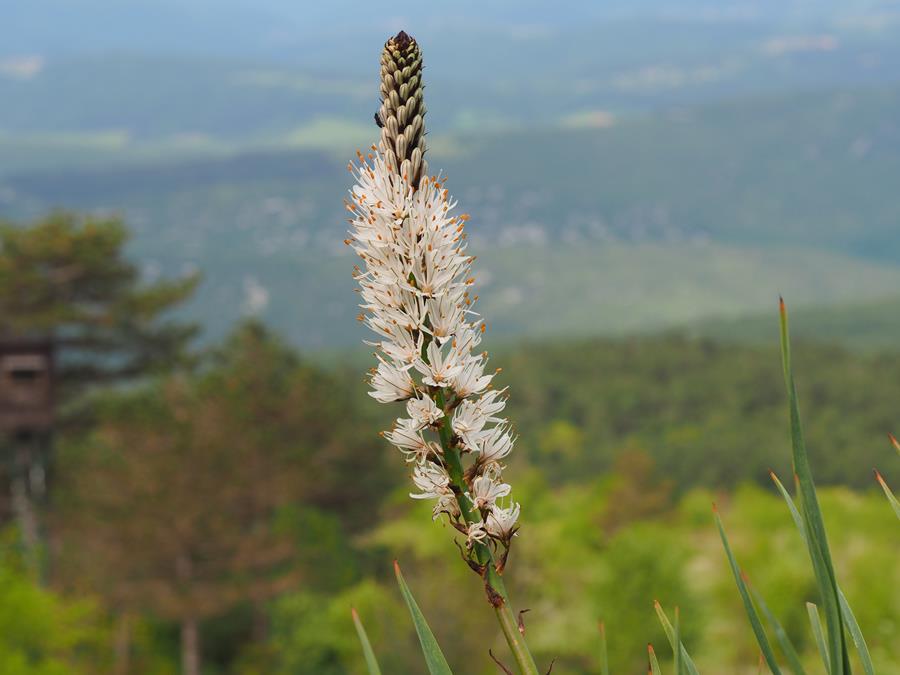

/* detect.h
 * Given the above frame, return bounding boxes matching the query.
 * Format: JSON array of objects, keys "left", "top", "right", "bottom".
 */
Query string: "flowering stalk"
[{"left": 345, "top": 31, "right": 539, "bottom": 675}]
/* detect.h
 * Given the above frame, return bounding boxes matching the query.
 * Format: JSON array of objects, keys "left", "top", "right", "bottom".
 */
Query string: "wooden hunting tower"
[{"left": 0, "top": 337, "right": 55, "bottom": 435}]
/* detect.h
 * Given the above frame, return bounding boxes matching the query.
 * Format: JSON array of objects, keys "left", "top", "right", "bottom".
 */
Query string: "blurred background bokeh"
[{"left": 0, "top": 1, "right": 898, "bottom": 673}]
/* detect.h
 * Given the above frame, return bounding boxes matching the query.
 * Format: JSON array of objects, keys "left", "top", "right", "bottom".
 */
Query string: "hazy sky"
[{"left": 5, "top": 0, "right": 889, "bottom": 59}]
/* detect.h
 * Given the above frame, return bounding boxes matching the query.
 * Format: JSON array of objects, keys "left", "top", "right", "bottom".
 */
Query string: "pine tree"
[
  {"left": 0, "top": 210, "right": 198, "bottom": 563},
  {"left": 0, "top": 210, "right": 199, "bottom": 400}
]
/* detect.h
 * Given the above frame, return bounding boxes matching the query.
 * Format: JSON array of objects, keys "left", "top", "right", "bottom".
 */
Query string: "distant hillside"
[
  {"left": 7, "top": 85, "right": 900, "bottom": 254},
  {"left": 4, "top": 6, "right": 900, "bottom": 173},
  {"left": 686, "top": 294, "right": 900, "bottom": 351},
  {"left": 169, "top": 242, "right": 900, "bottom": 349},
  {"left": 496, "top": 333, "right": 900, "bottom": 490},
  {"left": 4, "top": 86, "right": 900, "bottom": 347},
  {"left": 440, "top": 86, "right": 900, "bottom": 262}
]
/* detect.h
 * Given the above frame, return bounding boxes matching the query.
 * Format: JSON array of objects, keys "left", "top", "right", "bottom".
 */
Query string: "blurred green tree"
[
  {"left": 52, "top": 323, "right": 390, "bottom": 675},
  {"left": 0, "top": 211, "right": 199, "bottom": 558},
  {"left": 500, "top": 336, "right": 900, "bottom": 489},
  {"left": 600, "top": 447, "right": 673, "bottom": 534},
  {"left": 0, "top": 211, "right": 199, "bottom": 400}
]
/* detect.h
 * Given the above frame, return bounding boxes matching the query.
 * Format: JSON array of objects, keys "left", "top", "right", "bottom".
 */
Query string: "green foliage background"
[
  {"left": 269, "top": 482, "right": 899, "bottom": 674},
  {"left": 1, "top": 324, "right": 898, "bottom": 673}
]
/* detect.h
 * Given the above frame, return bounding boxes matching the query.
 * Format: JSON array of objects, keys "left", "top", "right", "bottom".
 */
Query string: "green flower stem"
[
  {"left": 493, "top": 602, "right": 539, "bottom": 675},
  {"left": 433, "top": 388, "right": 540, "bottom": 675}
]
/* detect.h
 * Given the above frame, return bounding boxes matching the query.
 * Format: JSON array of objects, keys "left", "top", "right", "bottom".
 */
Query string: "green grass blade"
[
  {"left": 779, "top": 300, "right": 850, "bottom": 675},
  {"left": 674, "top": 607, "right": 682, "bottom": 675},
  {"left": 394, "top": 561, "right": 454, "bottom": 675},
  {"left": 837, "top": 589, "right": 875, "bottom": 675},
  {"left": 806, "top": 603, "right": 831, "bottom": 674},
  {"left": 750, "top": 585, "right": 807, "bottom": 675},
  {"left": 769, "top": 472, "right": 805, "bottom": 535},
  {"left": 804, "top": 530, "right": 850, "bottom": 675},
  {"left": 771, "top": 473, "right": 875, "bottom": 674},
  {"left": 714, "top": 507, "right": 783, "bottom": 675},
  {"left": 599, "top": 622, "right": 610, "bottom": 675},
  {"left": 654, "top": 602, "right": 700, "bottom": 675},
  {"left": 875, "top": 470, "right": 900, "bottom": 520},
  {"left": 648, "top": 644, "right": 663, "bottom": 675},
  {"left": 351, "top": 607, "right": 383, "bottom": 675}
]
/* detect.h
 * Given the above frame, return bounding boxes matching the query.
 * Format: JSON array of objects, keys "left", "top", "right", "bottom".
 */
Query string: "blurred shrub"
[
  {"left": 0, "top": 539, "right": 106, "bottom": 675},
  {"left": 312, "top": 479, "right": 898, "bottom": 674},
  {"left": 258, "top": 581, "right": 409, "bottom": 675}
]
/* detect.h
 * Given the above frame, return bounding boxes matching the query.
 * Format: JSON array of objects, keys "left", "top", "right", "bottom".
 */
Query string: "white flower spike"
[{"left": 347, "top": 29, "right": 521, "bottom": 559}]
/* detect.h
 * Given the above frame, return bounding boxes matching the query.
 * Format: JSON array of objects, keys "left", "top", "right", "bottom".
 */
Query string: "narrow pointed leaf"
[
  {"left": 394, "top": 561, "right": 454, "bottom": 675},
  {"left": 771, "top": 473, "right": 874, "bottom": 673},
  {"left": 769, "top": 472, "right": 805, "bottom": 536},
  {"left": 779, "top": 300, "right": 850, "bottom": 675},
  {"left": 673, "top": 608, "right": 682, "bottom": 675},
  {"left": 654, "top": 602, "right": 700, "bottom": 675},
  {"left": 750, "top": 585, "right": 806, "bottom": 675},
  {"left": 837, "top": 590, "right": 875, "bottom": 675},
  {"left": 598, "top": 622, "right": 610, "bottom": 675},
  {"left": 648, "top": 645, "right": 663, "bottom": 675},
  {"left": 806, "top": 603, "right": 831, "bottom": 674},
  {"left": 714, "top": 507, "right": 782, "bottom": 675},
  {"left": 875, "top": 470, "right": 900, "bottom": 520},
  {"left": 351, "top": 608, "right": 383, "bottom": 675},
  {"left": 803, "top": 524, "right": 850, "bottom": 675}
]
